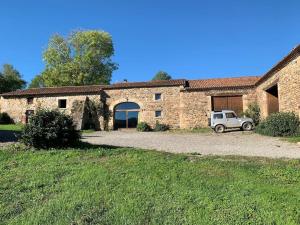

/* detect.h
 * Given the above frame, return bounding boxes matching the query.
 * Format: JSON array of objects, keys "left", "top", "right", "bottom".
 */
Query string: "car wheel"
[
  {"left": 214, "top": 124, "right": 225, "bottom": 133},
  {"left": 242, "top": 122, "right": 253, "bottom": 131}
]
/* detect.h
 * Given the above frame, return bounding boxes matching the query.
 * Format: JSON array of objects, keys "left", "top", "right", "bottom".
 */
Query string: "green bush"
[
  {"left": 242, "top": 102, "right": 260, "bottom": 126},
  {"left": 154, "top": 121, "right": 169, "bottom": 132},
  {"left": 21, "top": 109, "right": 80, "bottom": 149},
  {"left": 0, "top": 112, "right": 13, "bottom": 124},
  {"left": 137, "top": 122, "right": 151, "bottom": 132},
  {"left": 256, "top": 112, "right": 300, "bottom": 137}
]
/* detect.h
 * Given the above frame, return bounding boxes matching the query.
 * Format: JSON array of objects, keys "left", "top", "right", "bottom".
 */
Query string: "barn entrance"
[
  {"left": 114, "top": 102, "right": 140, "bottom": 129},
  {"left": 266, "top": 84, "right": 279, "bottom": 115},
  {"left": 212, "top": 96, "right": 243, "bottom": 116}
]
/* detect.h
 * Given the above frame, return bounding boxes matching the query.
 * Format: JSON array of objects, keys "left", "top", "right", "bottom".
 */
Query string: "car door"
[{"left": 225, "top": 112, "right": 240, "bottom": 128}]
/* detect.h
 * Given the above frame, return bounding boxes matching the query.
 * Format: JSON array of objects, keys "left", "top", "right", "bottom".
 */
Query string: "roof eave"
[
  {"left": 182, "top": 85, "right": 256, "bottom": 92},
  {"left": 256, "top": 44, "right": 300, "bottom": 86}
]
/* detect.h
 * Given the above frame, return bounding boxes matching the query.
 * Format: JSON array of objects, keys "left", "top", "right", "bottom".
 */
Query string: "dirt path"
[{"left": 82, "top": 131, "right": 300, "bottom": 159}]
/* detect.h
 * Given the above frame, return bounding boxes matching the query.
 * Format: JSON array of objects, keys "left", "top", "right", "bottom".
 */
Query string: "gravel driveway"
[{"left": 82, "top": 131, "right": 300, "bottom": 159}]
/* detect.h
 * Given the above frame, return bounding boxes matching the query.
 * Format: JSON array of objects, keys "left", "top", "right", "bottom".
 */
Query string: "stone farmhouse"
[{"left": 0, "top": 45, "right": 299, "bottom": 130}]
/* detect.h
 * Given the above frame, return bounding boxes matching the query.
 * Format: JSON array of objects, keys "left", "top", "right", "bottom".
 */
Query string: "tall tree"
[
  {"left": 37, "top": 30, "right": 117, "bottom": 87},
  {"left": 0, "top": 64, "right": 26, "bottom": 93},
  {"left": 152, "top": 71, "right": 172, "bottom": 81},
  {"left": 28, "top": 75, "right": 45, "bottom": 88}
]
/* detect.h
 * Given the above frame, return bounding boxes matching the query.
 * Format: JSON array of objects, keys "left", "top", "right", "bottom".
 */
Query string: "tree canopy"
[
  {"left": 0, "top": 64, "right": 26, "bottom": 93},
  {"left": 30, "top": 30, "right": 118, "bottom": 87},
  {"left": 152, "top": 71, "right": 172, "bottom": 81},
  {"left": 28, "top": 75, "right": 45, "bottom": 88}
]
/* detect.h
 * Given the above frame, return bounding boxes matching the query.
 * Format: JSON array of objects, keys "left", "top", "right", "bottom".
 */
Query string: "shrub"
[
  {"left": 137, "top": 122, "right": 151, "bottom": 132},
  {"left": 0, "top": 112, "right": 13, "bottom": 124},
  {"left": 21, "top": 109, "right": 80, "bottom": 149},
  {"left": 242, "top": 102, "right": 261, "bottom": 126},
  {"left": 154, "top": 121, "right": 169, "bottom": 132},
  {"left": 256, "top": 112, "right": 300, "bottom": 137}
]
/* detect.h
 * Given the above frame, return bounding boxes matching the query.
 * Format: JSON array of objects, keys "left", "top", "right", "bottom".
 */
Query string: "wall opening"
[
  {"left": 114, "top": 102, "right": 140, "bottom": 129},
  {"left": 266, "top": 84, "right": 279, "bottom": 115},
  {"left": 25, "top": 110, "right": 34, "bottom": 123}
]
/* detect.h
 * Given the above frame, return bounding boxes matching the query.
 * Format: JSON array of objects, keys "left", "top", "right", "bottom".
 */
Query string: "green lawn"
[
  {"left": 0, "top": 124, "right": 23, "bottom": 131},
  {"left": 283, "top": 136, "right": 300, "bottom": 143},
  {"left": 1, "top": 145, "right": 300, "bottom": 224},
  {"left": 81, "top": 129, "right": 97, "bottom": 134}
]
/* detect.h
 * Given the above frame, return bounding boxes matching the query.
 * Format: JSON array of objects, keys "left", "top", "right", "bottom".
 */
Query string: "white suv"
[{"left": 209, "top": 110, "right": 254, "bottom": 133}]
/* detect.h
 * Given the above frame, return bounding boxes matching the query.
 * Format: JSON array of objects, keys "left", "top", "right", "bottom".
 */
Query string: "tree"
[
  {"left": 28, "top": 75, "right": 45, "bottom": 88},
  {"left": 0, "top": 64, "right": 26, "bottom": 93},
  {"left": 37, "top": 30, "right": 117, "bottom": 87},
  {"left": 152, "top": 71, "right": 172, "bottom": 81}
]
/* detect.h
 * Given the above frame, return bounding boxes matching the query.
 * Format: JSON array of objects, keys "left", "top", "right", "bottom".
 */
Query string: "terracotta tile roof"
[
  {"left": 186, "top": 76, "right": 260, "bottom": 90},
  {"left": 105, "top": 79, "right": 186, "bottom": 89},
  {"left": 256, "top": 44, "right": 300, "bottom": 85},
  {"left": 1, "top": 85, "right": 105, "bottom": 97},
  {"left": 0, "top": 79, "right": 186, "bottom": 97}
]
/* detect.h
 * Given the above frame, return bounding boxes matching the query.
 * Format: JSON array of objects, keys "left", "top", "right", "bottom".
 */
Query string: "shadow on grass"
[
  {"left": 73, "top": 141, "right": 121, "bottom": 150},
  {"left": 0, "top": 131, "right": 21, "bottom": 143}
]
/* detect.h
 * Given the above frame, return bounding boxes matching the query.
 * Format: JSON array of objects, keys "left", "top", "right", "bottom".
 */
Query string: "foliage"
[
  {"left": 28, "top": 75, "right": 45, "bottom": 88},
  {"left": 0, "top": 64, "right": 26, "bottom": 93},
  {"left": 154, "top": 121, "right": 169, "bottom": 131},
  {"left": 0, "top": 124, "right": 23, "bottom": 131},
  {"left": 21, "top": 109, "right": 80, "bottom": 149},
  {"left": 34, "top": 30, "right": 118, "bottom": 87},
  {"left": 136, "top": 122, "right": 151, "bottom": 132},
  {"left": 242, "top": 102, "right": 261, "bottom": 126},
  {"left": 0, "top": 112, "right": 13, "bottom": 124},
  {"left": 256, "top": 112, "right": 300, "bottom": 137},
  {"left": 1, "top": 147, "right": 300, "bottom": 224},
  {"left": 152, "top": 71, "right": 172, "bottom": 81}
]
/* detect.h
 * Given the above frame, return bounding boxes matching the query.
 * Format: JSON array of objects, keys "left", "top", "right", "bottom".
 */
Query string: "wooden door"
[{"left": 212, "top": 96, "right": 243, "bottom": 116}]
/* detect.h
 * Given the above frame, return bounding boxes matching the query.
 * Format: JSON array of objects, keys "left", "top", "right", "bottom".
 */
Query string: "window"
[
  {"left": 155, "top": 93, "right": 161, "bottom": 100},
  {"left": 58, "top": 99, "right": 67, "bottom": 109},
  {"left": 27, "top": 97, "right": 34, "bottom": 105},
  {"left": 115, "top": 102, "right": 140, "bottom": 110},
  {"left": 114, "top": 102, "right": 140, "bottom": 129},
  {"left": 155, "top": 110, "right": 162, "bottom": 117},
  {"left": 225, "top": 112, "right": 236, "bottom": 118},
  {"left": 213, "top": 113, "right": 223, "bottom": 119}
]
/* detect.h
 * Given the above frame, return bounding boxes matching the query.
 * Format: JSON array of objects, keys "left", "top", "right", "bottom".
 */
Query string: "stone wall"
[
  {"left": 0, "top": 94, "right": 101, "bottom": 129},
  {"left": 0, "top": 84, "right": 260, "bottom": 130},
  {"left": 104, "top": 86, "right": 183, "bottom": 129},
  {"left": 257, "top": 54, "right": 300, "bottom": 118},
  {"left": 179, "top": 88, "right": 257, "bottom": 128}
]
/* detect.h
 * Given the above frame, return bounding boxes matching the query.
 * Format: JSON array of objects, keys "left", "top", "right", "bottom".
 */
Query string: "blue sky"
[{"left": 0, "top": 0, "right": 299, "bottom": 84}]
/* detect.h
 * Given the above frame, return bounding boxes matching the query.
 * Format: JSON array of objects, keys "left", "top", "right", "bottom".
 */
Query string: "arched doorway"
[{"left": 114, "top": 102, "right": 140, "bottom": 129}]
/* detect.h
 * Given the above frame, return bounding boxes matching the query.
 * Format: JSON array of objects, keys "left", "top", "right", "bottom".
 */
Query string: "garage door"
[{"left": 212, "top": 96, "right": 243, "bottom": 115}]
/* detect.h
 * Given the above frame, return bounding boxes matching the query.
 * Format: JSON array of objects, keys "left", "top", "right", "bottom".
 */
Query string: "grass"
[
  {"left": 0, "top": 124, "right": 23, "bottom": 131},
  {"left": 1, "top": 145, "right": 300, "bottom": 225},
  {"left": 282, "top": 135, "right": 300, "bottom": 143},
  {"left": 81, "top": 129, "right": 97, "bottom": 134}
]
